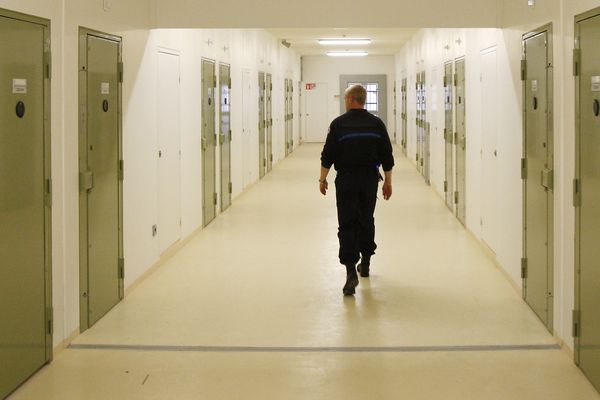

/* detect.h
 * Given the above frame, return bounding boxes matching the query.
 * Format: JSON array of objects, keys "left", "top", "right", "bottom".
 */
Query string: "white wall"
[
  {"left": 1, "top": 0, "right": 301, "bottom": 348},
  {"left": 395, "top": 0, "right": 600, "bottom": 353},
  {"left": 301, "top": 55, "right": 396, "bottom": 142}
]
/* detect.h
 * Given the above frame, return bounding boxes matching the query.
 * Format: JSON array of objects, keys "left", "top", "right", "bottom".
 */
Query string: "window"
[{"left": 348, "top": 82, "right": 379, "bottom": 117}]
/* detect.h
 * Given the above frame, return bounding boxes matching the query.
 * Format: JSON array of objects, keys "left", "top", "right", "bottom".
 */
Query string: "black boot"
[
  {"left": 343, "top": 264, "right": 359, "bottom": 296},
  {"left": 357, "top": 256, "right": 370, "bottom": 278}
]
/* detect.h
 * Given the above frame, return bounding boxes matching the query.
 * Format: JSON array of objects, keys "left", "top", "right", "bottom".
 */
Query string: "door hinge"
[
  {"left": 47, "top": 307, "right": 53, "bottom": 335},
  {"left": 213, "top": 192, "right": 217, "bottom": 206},
  {"left": 118, "top": 62, "right": 124, "bottom": 83},
  {"left": 573, "top": 178, "right": 582, "bottom": 207},
  {"left": 229, "top": 182, "right": 232, "bottom": 194},
  {"left": 541, "top": 168, "right": 554, "bottom": 190},
  {"left": 270, "top": 154, "right": 273, "bottom": 162},
  {"left": 454, "top": 191, "right": 459, "bottom": 205},
  {"left": 573, "top": 48, "right": 581, "bottom": 77},
  {"left": 443, "top": 75, "right": 447, "bottom": 87},
  {"left": 45, "top": 178, "right": 52, "bottom": 207},
  {"left": 521, "top": 258, "right": 528, "bottom": 279},
  {"left": 520, "top": 59, "right": 527, "bottom": 81},
  {"left": 80, "top": 171, "right": 94, "bottom": 192},
  {"left": 229, "top": 77, "right": 232, "bottom": 89},
  {"left": 444, "top": 180, "right": 448, "bottom": 193},
  {"left": 45, "top": 51, "right": 52, "bottom": 79},
  {"left": 213, "top": 75, "right": 217, "bottom": 88},
  {"left": 454, "top": 73, "right": 458, "bottom": 86},
  {"left": 521, "top": 158, "right": 527, "bottom": 180},
  {"left": 454, "top": 132, "right": 458, "bottom": 145},
  {"left": 118, "top": 258, "right": 125, "bottom": 279},
  {"left": 573, "top": 310, "right": 580, "bottom": 338},
  {"left": 119, "top": 160, "right": 124, "bottom": 181}
]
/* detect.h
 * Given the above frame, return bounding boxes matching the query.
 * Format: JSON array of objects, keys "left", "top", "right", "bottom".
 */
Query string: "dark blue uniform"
[{"left": 321, "top": 108, "right": 394, "bottom": 266}]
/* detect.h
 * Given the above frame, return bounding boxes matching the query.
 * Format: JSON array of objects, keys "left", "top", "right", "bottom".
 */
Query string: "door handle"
[
  {"left": 80, "top": 170, "right": 94, "bottom": 192},
  {"left": 541, "top": 168, "right": 554, "bottom": 190}
]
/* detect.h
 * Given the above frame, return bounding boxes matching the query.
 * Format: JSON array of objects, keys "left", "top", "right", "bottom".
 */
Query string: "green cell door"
[
  {"left": 522, "top": 26, "right": 554, "bottom": 331},
  {"left": 289, "top": 80, "right": 294, "bottom": 152},
  {"left": 416, "top": 73, "right": 422, "bottom": 171},
  {"left": 258, "top": 72, "right": 266, "bottom": 178},
  {"left": 575, "top": 8, "right": 600, "bottom": 391},
  {"left": 422, "top": 72, "right": 430, "bottom": 184},
  {"left": 401, "top": 78, "right": 407, "bottom": 154},
  {"left": 202, "top": 59, "right": 217, "bottom": 226},
  {"left": 266, "top": 73, "right": 273, "bottom": 172},
  {"left": 0, "top": 10, "right": 52, "bottom": 398},
  {"left": 219, "top": 63, "right": 232, "bottom": 212},
  {"left": 393, "top": 82, "right": 397, "bottom": 142},
  {"left": 444, "top": 62, "right": 454, "bottom": 210},
  {"left": 455, "top": 58, "right": 467, "bottom": 226},
  {"left": 284, "top": 79, "right": 290, "bottom": 156},
  {"left": 79, "top": 29, "right": 123, "bottom": 331}
]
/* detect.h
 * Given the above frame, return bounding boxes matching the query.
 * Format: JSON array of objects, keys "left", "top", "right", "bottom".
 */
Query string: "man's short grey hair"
[{"left": 345, "top": 85, "right": 367, "bottom": 105}]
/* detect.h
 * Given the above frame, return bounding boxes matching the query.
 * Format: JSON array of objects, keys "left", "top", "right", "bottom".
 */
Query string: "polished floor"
[{"left": 10, "top": 144, "right": 600, "bottom": 399}]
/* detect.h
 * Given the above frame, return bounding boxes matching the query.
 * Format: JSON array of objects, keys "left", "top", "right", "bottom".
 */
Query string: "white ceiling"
[{"left": 266, "top": 28, "right": 419, "bottom": 56}]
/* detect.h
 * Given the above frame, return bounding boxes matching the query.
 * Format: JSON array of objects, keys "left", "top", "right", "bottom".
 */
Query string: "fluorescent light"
[
  {"left": 319, "top": 39, "right": 371, "bottom": 45},
  {"left": 327, "top": 51, "right": 369, "bottom": 57}
]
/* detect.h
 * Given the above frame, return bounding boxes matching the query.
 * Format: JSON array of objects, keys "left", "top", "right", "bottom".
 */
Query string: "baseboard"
[{"left": 53, "top": 328, "right": 79, "bottom": 357}]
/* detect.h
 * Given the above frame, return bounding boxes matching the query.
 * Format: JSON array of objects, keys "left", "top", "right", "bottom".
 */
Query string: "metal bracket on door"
[
  {"left": 201, "top": 137, "right": 208, "bottom": 151},
  {"left": 541, "top": 168, "right": 554, "bottom": 190},
  {"left": 80, "top": 171, "right": 94, "bottom": 191}
]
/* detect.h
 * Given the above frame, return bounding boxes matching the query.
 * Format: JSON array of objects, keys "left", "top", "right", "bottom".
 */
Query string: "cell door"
[
  {"left": 422, "top": 72, "right": 430, "bottom": 183},
  {"left": 202, "top": 59, "right": 217, "bottom": 226},
  {"left": 401, "top": 78, "right": 407, "bottom": 154},
  {"left": 0, "top": 10, "right": 52, "bottom": 399},
  {"left": 444, "top": 62, "right": 454, "bottom": 211},
  {"left": 416, "top": 74, "right": 422, "bottom": 170},
  {"left": 242, "top": 69, "right": 253, "bottom": 188},
  {"left": 393, "top": 82, "right": 397, "bottom": 142},
  {"left": 219, "top": 63, "right": 232, "bottom": 212},
  {"left": 157, "top": 51, "right": 181, "bottom": 253},
  {"left": 285, "top": 79, "right": 294, "bottom": 156},
  {"left": 575, "top": 9, "right": 600, "bottom": 390},
  {"left": 455, "top": 58, "right": 467, "bottom": 225},
  {"left": 289, "top": 80, "right": 294, "bottom": 151},
  {"left": 444, "top": 62, "right": 454, "bottom": 210},
  {"left": 522, "top": 26, "right": 554, "bottom": 331},
  {"left": 284, "top": 79, "right": 290, "bottom": 156},
  {"left": 258, "top": 72, "right": 266, "bottom": 178},
  {"left": 78, "top": 29, "right": 123, "bottom": 330},
  {"left": 266, "top": 73, "right": 273, "bottom": 172}
]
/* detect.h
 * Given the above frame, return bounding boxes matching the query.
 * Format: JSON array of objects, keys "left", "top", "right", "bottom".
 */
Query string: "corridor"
[{"left": 9, "top": 145, "right": 599, "bottom": 399}]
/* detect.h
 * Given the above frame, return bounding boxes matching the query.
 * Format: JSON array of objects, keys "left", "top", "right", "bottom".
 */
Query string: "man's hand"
[
  {"left": 382, "top": 182, "right": 392, "bottom": 200},
  {"left": 320, "top": 180, "right": 328, "bottom": 195}
]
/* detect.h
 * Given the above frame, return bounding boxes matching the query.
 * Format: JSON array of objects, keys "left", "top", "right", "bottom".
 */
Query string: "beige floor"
[{"left": 10, "top": 144, "right": 600, "bottom": 399}]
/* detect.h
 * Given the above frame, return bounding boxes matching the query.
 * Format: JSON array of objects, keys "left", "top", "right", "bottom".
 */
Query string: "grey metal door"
[
  {"left": 575, "top": 9, "right": 600, "bottom": 391},
  {"left": 219, "top": 63, "right": 232, "bottom": 212},
  {"left": 522, "top": 26, "right": 554, "bottom": 331},
  {"left": 202, "top": 59, "right": 217, "bottom": 226},
  {"left": 258, "top": 72, "right": 266, "bottom": 178},
  {"left": 0, "top": 10, "right": 52, "bottom": 398},
  {"left": 393, "top": 82, "right": 397, "bottom": 142},
  {"left": 78, "top": 29, "right": 123, "bottom": 331},
  {"left": 289, "top": 80, "right": 294, "bottom": 152},
  {"left": 401, "top": 78, "right": 407, "bottom": 154},
  {"left": 455, "top": 58, "right": 467, "bottom": 225},
  {"left": 266, "top": 73, "right": 273, "bottom": 172},
  {"left": 444, "top": 62, "right": 454, "bottom": 210}
]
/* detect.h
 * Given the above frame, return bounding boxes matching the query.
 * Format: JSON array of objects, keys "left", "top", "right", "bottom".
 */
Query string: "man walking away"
[{"left": 319, "top": 85, "right": 394, "bottom": 296}]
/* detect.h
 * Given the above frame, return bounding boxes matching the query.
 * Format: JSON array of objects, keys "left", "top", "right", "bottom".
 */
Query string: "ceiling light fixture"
[
  {"left": 326, "top": 51, "right": 369, "bottom": 57},
  {"left": 319, "top": 39, "right": 372, "bottom": 45}
]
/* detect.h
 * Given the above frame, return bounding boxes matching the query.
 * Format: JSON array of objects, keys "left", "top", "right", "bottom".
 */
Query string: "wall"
[
  {"left": 301, "top": 55, "right": 396, "bottom": 142},
  {"left": 0, "top": 0, "right": 301, "bottom": 348},
  {"left": 394, "top": 0, "right": 600, "bottom": 353}
]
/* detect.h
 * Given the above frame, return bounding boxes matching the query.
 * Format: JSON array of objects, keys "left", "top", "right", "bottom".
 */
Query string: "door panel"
[
  {"left": 523, "top": 29, "right": 553, "bottom": 330},
  {"left": 455, "top": 58, "right": 467, "bottom": 225},
  {"left": 258, "top": 71, "right": 266, "bottom": 178},
  {"left": 402, "top": 78, "right": 407, "bottom": 154},
  {"left": 304, "top": 83, "right": 329, "bottom": 143},
  {"left": 576, "top": 12, "right": 600, "bottom": 391},
  {"left": 481, "top": 49, "right": 499, "bottom": 251},
  {"left": 0, "top": 13, "right": 51, "bottom": 398},
  {"left": 158, "top": 51, "right": 181, "bottom": 252},
  {"left": 79, "top": 32, "right": 123, "bottom": 329},
  {"left": 219, "top": 64, "right": 232, "bottom": 211},
  {"left": 202, "top": 59, "right": 217, "bottom": 226},
  {"left": 444, "top": 62, "right": 454, "bottom": 210},
  {"left": 266, "top": 73, "right": 273, "bottom": 172},
  {"left": 242, "top": 69, "right": 253, "bottom": 188}
]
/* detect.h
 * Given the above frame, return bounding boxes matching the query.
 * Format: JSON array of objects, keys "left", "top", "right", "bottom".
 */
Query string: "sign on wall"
[{"left": 305, "top": 83, "right": 316, "bottom": 90}]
